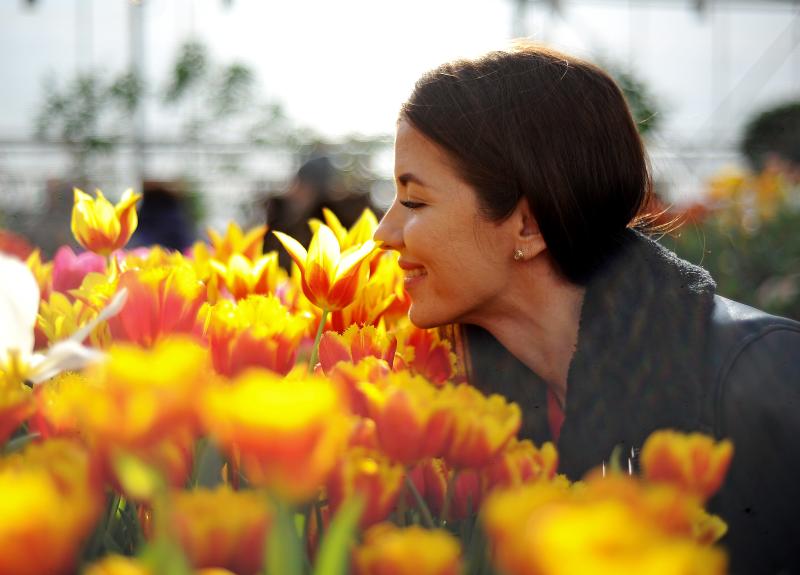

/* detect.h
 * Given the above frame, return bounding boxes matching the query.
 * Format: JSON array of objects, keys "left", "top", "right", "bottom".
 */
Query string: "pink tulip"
[{"left": 51, "top": 246, "right": 106, "bottom": 294}]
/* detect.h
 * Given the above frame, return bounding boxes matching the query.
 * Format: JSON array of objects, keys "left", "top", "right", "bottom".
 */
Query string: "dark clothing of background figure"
[
  {"left": 461, "top": 231, "right": 800, "bottom": 575},
  {"left": 129, "top": 185, "right": 195, "bottom": 252}
]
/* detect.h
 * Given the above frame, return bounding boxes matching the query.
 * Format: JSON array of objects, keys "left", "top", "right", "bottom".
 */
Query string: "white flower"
[{"left": 0, "top": 252, "right": 127, "bottom": 386}]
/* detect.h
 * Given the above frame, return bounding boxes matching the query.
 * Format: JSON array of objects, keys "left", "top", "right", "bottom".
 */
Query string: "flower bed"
[{"left": 0, "top": 189, "right": 731, "bottom": 574}]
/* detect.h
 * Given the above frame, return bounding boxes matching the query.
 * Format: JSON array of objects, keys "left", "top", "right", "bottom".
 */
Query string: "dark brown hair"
[{"left": 400, "top": 43, "right": 652, "bottom": 285}]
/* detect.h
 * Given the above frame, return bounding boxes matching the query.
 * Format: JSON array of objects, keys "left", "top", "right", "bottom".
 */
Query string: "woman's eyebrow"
[{"left": 396, "top": 173, "right": 426, "bottom": 187}]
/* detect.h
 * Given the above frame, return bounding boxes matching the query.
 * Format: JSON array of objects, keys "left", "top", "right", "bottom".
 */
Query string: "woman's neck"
[{"left": 472, "top": 256, "right": 585, "bottom": 408}]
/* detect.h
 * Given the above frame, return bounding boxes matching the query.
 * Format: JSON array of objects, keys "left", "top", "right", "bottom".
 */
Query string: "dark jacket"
[{"left": 460, "top": 231, "right": 800, "bottom": 574}]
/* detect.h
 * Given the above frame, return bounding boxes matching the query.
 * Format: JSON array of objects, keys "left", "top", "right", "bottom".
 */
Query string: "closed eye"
[{"left": 399, "top": 200, "right": 425, "bottom": 210}]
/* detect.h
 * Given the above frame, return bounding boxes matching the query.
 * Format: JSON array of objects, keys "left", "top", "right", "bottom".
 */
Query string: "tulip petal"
[
  {"left": 322, "top": 207, "right": 348, "bottom": 245},
  {"left": 0, "top": 253, "right": 40, "bottom": 357},
  {"left": 27, "top": 340, "right": 105, "bottom": 385},
  {"left": 308, "top": 224, "right": 340, "bottom": 279},
  {"left": 346, "top": 209, "right": 379, "bottom": 247},
  {"left": 92, "top": 189, "right": 122, "bottom": 240},
  {"left": 68, "top": 287, "right": 128, "bottom": 344},
  {"left": 273, "top": 231, "right": 309, "bottom": 273},
  {"left": 334, "top": 239, "right": 376, "bottom": 283}
]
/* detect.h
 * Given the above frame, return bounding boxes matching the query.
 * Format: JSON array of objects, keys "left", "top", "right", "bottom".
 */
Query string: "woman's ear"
[{"left": 514, "top": 199, "right": 547, "bottom": 261}]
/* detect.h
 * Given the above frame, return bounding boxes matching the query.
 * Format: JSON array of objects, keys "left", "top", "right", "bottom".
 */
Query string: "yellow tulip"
[
  {"left": 209, "top": 252, "right": 282, "bottom": 300},
  {"left": 204, "top": 295, "right": 311, "bottom": 376},
  {"left": 310, "top": 207, "right": 379, "bottom": 252},
  {"left": 83, "top": 555, "right": 153, "bottom": 575},
  {"left": 0, "top": 439, "right": 102, "bottom": 575},
  {"left": 170, "top": 486, "right": 272, "bottom": 575},
  {"left": 25, "top": 249, "right": 53, "bottom": 299},
  {"left": 641, "top": 430, "right": 734, "bottom": 502},
  {"left": 353, "top": 523, "right": 462, "bottom": 575},
  {"left": 36, "top": 291, "right": 109, "bottom": 348},
  {"left": 273, "top": 224, "right": 375, "bottom": 312},
  {"left": 439, "top": 384, "right": 521, "bottom": 469},
  {"left": 0, "top": 380, "right": 33, "bottom": 444},
  {"left": 71, "top": 188, "right": 141, "bottom": 255},
  {"left": 207, "top": 221, "right": 267, "bottom": 263},
  {"left": 202, "top": 369, "right": 350, "bottom": 502},
  {"left": 483, "top": 475, "right": 728, "bottom": 575}
]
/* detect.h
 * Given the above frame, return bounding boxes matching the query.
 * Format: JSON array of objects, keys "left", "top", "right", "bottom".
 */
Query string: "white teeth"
[{"left": 404, "top": 268, "right": 427, "bottom": 279}]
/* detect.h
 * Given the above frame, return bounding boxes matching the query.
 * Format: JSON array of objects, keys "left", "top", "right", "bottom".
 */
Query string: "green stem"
[
  {"left": 308, "top": 308, "right": 330, "bottom": 371},
  {"left": 396, "top": 478, "right": 408, "bottom": 527},
  {"left": 314, "top": 499, "right": 325, "bottom": 545},
  {"left": 403, "top": 473, "right": 436, "bottom": 529},
  {"left": 440, "top": 469, "right": 460, "bottom": 525}
]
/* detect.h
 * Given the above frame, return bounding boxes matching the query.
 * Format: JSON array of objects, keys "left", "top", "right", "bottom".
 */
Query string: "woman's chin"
[{"left": 408, "top": 303, "right": 449, "bottom": 330}]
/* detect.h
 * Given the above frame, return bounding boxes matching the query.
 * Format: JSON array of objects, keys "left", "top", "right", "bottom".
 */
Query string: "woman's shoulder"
[
  {"left": 707, "top": 295, "right": 800, "bottom": 430},
  {"left": 707, "top": 295, "right": 800, "bottom": 396},
  {"left": 706, "top": 296, "right": 800, "bottom": 572}
]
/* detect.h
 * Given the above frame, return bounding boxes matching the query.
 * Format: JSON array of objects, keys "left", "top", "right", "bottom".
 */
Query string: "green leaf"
[
  {"left": 140, "top": 538, "right": 193, "bottom": 575},
  {"left": 2, "top": 432, "right": 39, "bottom": 454},
  {"left": 313, "top": 496, "right": 364, "bottom": 575},
  {"left": 192, "top": 438, "right": 227, "bottom": 488},
  {"left": 266, "top": 499, "right": 306, "bottom": 575}
]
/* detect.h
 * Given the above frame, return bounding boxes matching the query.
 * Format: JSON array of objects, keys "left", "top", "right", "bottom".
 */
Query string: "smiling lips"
[{"left": 399, "top": 261, "right": 427, "bottom": 285}]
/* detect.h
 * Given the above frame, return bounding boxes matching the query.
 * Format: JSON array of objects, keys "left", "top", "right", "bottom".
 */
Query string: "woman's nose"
[{"left": 373, "top": 203, "right": 403, "bottom": 251}]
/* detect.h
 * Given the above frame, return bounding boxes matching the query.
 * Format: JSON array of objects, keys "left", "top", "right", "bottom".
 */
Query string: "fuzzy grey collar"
[{"left": 466, "top": 230, "right": 717, "bottom": 479}]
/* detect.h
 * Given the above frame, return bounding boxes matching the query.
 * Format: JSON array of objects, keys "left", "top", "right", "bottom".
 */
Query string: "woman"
[{"left": 374, "top": 44, "right": 800, "bottom": 573}]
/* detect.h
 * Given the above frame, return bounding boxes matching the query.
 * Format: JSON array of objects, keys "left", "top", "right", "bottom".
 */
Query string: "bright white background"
[{"left": 0, "top": 0, "right": 797, "bottom": 143}]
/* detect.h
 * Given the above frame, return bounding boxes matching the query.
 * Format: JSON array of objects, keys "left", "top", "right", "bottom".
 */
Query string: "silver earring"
[{"left": 513, "top": 249, "right": 524, "bottom": 261}]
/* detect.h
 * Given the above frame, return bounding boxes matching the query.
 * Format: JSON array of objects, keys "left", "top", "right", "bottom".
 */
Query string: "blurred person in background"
[
  {"left": 374, "top": 43, "right": 800, "bottom": 573},
  {"left": 129, "top": 181, "right": 196, "bottom": 252}
]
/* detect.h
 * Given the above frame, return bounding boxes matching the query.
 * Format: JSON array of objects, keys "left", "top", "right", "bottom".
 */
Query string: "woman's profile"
[{"left": 374, "top": 43, "right": 800, "bottom": 573}]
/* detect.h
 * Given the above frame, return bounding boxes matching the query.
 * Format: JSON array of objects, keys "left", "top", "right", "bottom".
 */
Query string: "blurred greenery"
[
  {"left": 600, "top": 59, "right": 662, "bottom": 137},
  {"left": 741, "top": 100, "right": 800, "bottom": 171},
  {"left": 33, "top": 38, "right": 307, "bottom": 180},
  {"left": 35, "top": 70, "right": 143, "bottom": 180},
  {"left": 659, "top": 169, "right": 800, "bottom": 321}
]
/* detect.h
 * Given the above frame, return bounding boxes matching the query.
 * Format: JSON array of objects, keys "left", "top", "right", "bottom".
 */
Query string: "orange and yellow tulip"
[
  {"left": 483, "top": 477, "right": 727, "bottom": 575},
  {"left": 52, "top": 338, "right": 210, "bottom": 449},
  {"left": 0, "top": 439, "right": 102, "bottom": 575},
  {"left": 440, "top": 384, "right": 521, "bottom": 469},
  {"left": 414, "top": 457, "right": 483, "bottom": 521},
  {"left": 202, "top": 369, "right": 349, "bottom": 502},
  {"left": 326, "top": 357, "right": 391, "bottom": 417},
  {"left": 84, "top": 556, "right": 238, "bottom": 575},
  {"left": 273, "top": 224, "right": 375, "bottom": 312},
  {"left": 108, "top": 266, "right": 205, "bottom": 347},
  {"left": 0, "top": 382, "right": 34, "bottom": 444},
  {"left": 641, "top": 430, "right": 734, "bottom": 501},
  {"left": 311, "top": 207, "right": 379, "bottom": 253},
  {"left": 170, "top": 486, "right": 272, "bottom": 575},
  {"left": 25, "top": 249, "right": 53, "bottom": 300},
  {"left": 204, "top": 296, "right": 311, "bottom": 377},
  {"left": 328, "top": 447, "right": 404, "bottom": 529},
  {"left": 481, "top": 438, "right": 558, "bottom": 490},
  {"left": 83, "top": 555, "right": 153, "bottom": 575},
  {"left": 353, "top": 523, "right": 462, "bottom": 575},
  {"left": 36, "top": 291, "right": 109, "bottom": 348},
  {"left": 328, "top": 255, "right": 400, "bottom": 333},
  {"left": 71, "top": 188, "right": 141, "bottom": 255},
  {"left": 207, "top": 221, "right": 267, "bottom": 263},
  {"left": 318, "top": 324, "right": 397, "bottom": 374},
  {"left": 394, "top": 325, "right": 458, "bottom": 385},
  {"left": 209, "top": 252, "right": 282, "bottom": 301},
  {"left": 359, "top": 371, "right": 453, "bottom": 466}
]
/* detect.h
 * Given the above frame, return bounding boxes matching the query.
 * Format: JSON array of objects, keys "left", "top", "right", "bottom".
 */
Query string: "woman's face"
[{"left": 374, "top": 120, "right": 519, "bottom": 329}]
